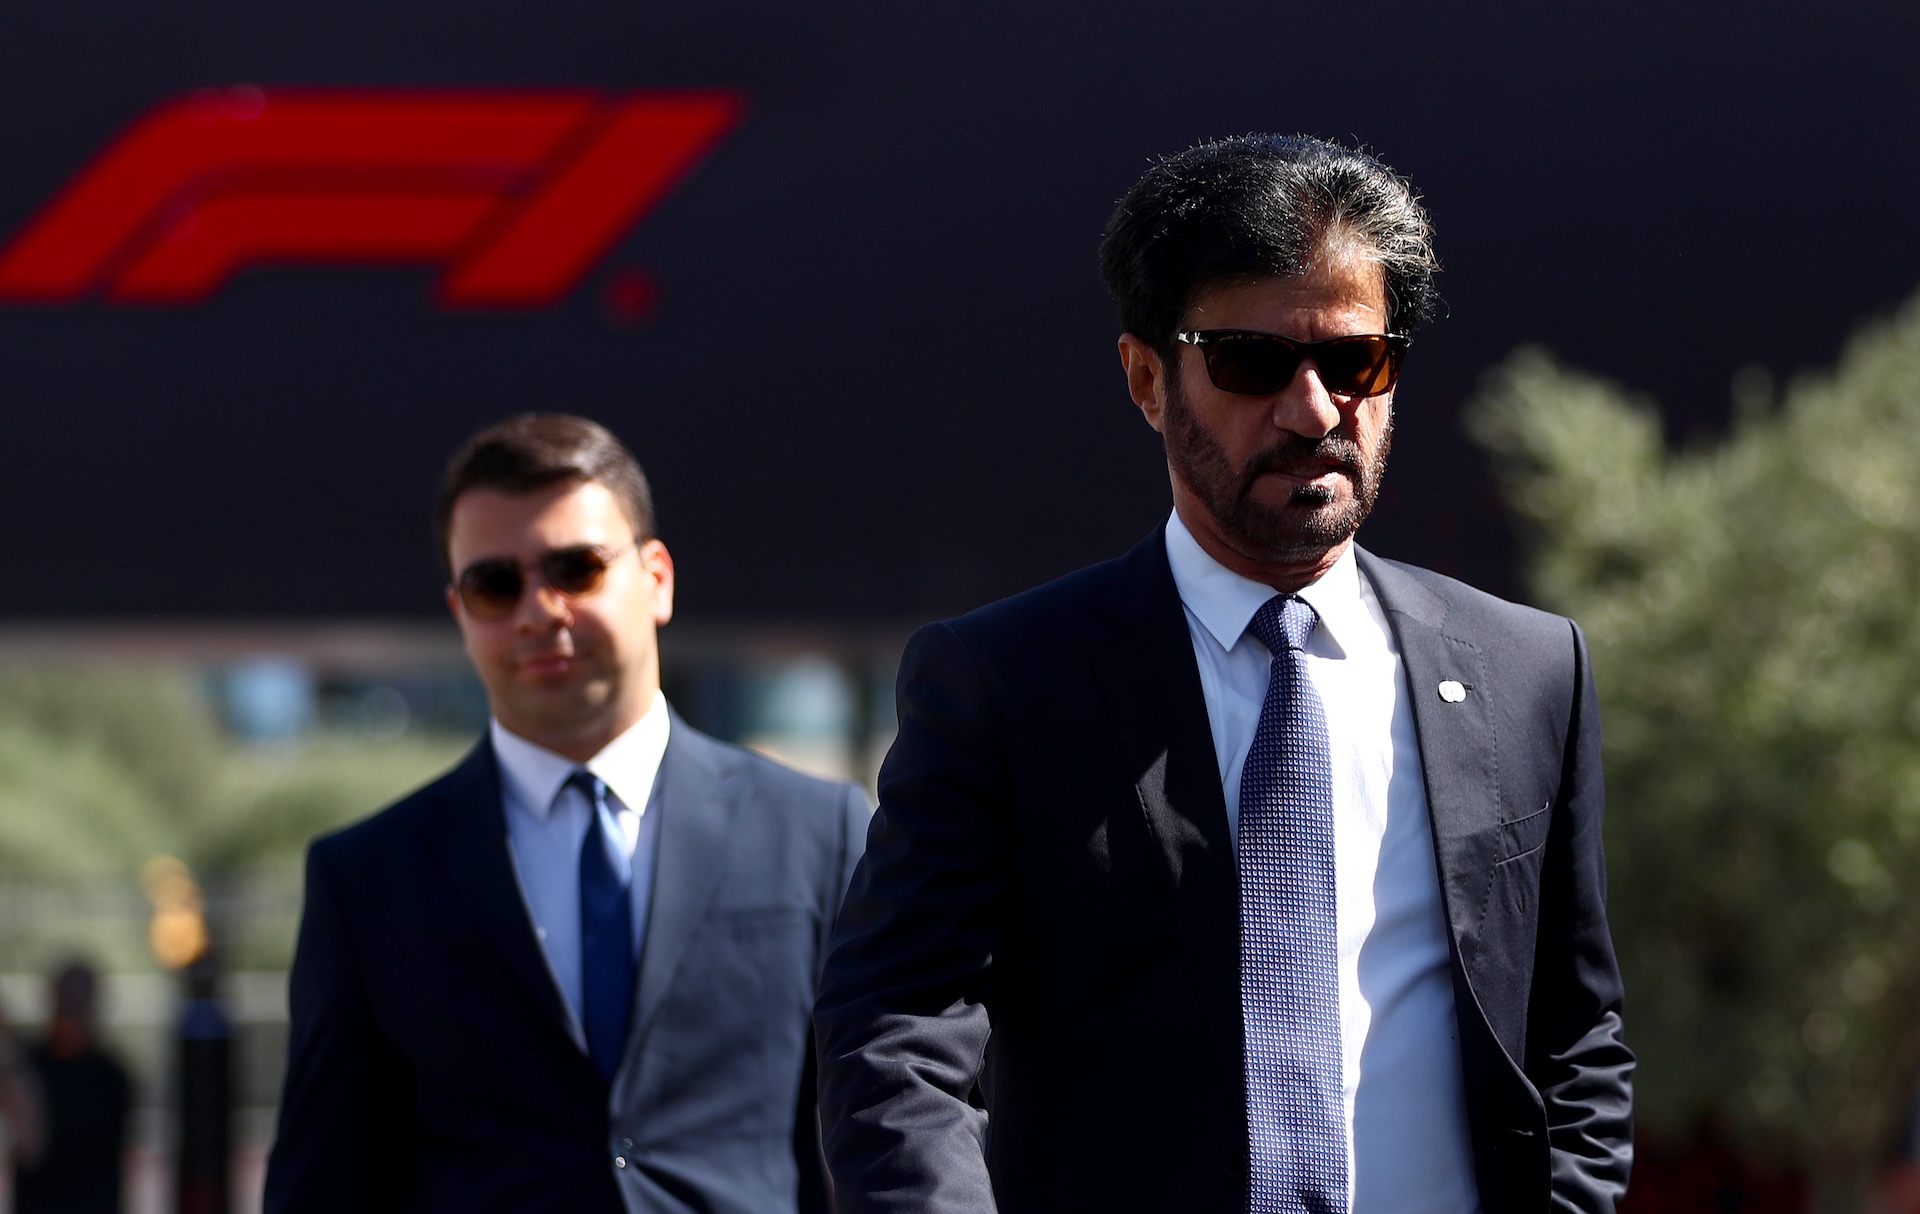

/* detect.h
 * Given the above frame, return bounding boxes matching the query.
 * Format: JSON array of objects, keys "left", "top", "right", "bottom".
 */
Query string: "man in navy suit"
[
  {"left": 265, "top": 414, "right": 869, "bottom": 1214},
  {"left": 816, "top": 136, "right": 1633, "bottom": 1212}
]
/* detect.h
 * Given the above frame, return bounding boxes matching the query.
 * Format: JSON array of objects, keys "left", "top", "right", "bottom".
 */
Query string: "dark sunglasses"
[
  {"left": 1176, "top": 329, "right": 1410, "bottom": 398},
  {"left": 455, "top": 544, "right": 632, "bottom": 620}
]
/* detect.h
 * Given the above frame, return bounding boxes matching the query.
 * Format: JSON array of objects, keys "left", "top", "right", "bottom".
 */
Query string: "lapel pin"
[{"left": 1437, "top": 679, "right": 1468, "bottom": 703}]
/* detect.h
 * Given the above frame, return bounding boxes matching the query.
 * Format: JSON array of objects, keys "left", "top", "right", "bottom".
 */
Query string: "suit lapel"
[
  {"left": 627, "top": 716, "right": 740, "bottom": 1051},
  {"left": 421, "top": 739, "right": 576, "bottom": 1039},
  {"left": 1356, "top": 549, "right": 1507, "bottom": 990},
  {"left": 1089, "top": 529, "right": 1244, "bottom": 1082}
]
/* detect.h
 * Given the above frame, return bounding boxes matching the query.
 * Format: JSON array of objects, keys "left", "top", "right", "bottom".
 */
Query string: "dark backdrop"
[{"left": 1, "top": 1, "right": 1915, "bottom": 620}]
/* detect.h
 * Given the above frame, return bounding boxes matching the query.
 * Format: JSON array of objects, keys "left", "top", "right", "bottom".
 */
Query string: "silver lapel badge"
[{"left": 1437, "top": 679, "right": 1468, "bottom": 703}]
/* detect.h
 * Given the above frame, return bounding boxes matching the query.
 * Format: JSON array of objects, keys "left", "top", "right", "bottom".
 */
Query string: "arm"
[
  {"left": 1528, "top": 620, "right": 1634, "bottom": 1211},
  {"left": 264, "top": 842, "right": 409, "bottom": 1214},
  {"left": 814, "top": 623, "right": 1010, "bottom": 1214}
]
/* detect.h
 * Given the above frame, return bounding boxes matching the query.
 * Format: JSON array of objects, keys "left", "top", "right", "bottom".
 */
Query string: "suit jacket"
[
  {"left": 265, "top": 713, "right": 870, "bottom": 1214},
  {"left": 814, "top": 529, "right": 1632, "bottom": 1214}
]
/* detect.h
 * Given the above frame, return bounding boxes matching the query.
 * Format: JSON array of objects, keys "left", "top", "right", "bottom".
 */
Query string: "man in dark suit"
[
  {"left": 815, "top": 135, "right": 1633, "bottom": 1213},
  {"left": 265, "top": 414, "right": 869, "bottom": 1214}
]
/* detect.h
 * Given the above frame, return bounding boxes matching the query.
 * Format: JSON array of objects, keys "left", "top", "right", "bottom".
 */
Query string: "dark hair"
[
  {"left": 51, "top": 959, "right": 97, "bottom": 1024},
  {"left": 434, "top": 413, "right": 655, "bottom": 575},
  {"left": 1098, "top": 134, "right": 1438, "bottom": 357}
]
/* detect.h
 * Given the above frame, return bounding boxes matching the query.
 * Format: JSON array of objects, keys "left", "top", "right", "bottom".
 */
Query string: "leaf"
[{"left": 1465, "top": 298, "right": 1920, "bottom": 1184}]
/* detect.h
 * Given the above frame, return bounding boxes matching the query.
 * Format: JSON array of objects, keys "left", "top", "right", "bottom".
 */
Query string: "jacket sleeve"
[
  {"left": 263, "top": 841, "right": 409, "bottom": 1214},
  {"left": 1529, "top": 620, "right": 1635, "bottom": 1211},
  {"left": 813, "top": 622, "right": 1009, "bottom": 1214}
]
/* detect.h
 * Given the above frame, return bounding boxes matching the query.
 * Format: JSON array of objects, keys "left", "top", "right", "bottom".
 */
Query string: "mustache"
[{"left": 1238, "top": 432, "right": 1366, "bottom": 489}]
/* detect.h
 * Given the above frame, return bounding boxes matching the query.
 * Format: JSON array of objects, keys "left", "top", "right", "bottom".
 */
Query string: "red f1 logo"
[{"left": 0, "top": 87, "right": 743, "bottom": 308}]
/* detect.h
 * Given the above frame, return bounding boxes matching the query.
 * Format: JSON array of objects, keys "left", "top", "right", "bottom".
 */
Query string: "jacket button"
[
  {"left": 613, "top": 1155, "right": 628, "bottom": 1169},
  {"left": 620, "top": 1138, "right": 634, "bottom": 1150}
]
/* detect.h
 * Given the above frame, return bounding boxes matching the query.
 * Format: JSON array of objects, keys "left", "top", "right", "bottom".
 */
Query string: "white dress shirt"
[
  {"left": 1164, "top": 511, "right": 1481, "bottom": 1214},
  {"left": 491, "top": 691, "right": 670, "bottom": 1045}
]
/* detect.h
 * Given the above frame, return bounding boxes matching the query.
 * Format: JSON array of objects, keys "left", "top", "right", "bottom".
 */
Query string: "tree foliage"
[
  {"left": 1465, "top": 297, "right": 1920, "bottom": 1184},
  {"left": 0, "top": 664, "right": 466, "bottom": 969}
]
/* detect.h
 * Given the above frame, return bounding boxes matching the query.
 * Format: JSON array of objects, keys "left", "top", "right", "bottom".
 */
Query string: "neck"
[
  {"left": 1171, "top": 494, "right": 1348, "bottom": 594},
  {"left": 47, "top": 1016, "right": 91, "bottom": 1058},
  {"left": 501, "top": 689, "right": 656, "bottom": 763}
]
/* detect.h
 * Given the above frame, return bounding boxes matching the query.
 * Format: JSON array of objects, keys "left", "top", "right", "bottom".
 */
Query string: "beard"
[{"left": 1162, "top": 375, "right": 1390, "bottom": 565}]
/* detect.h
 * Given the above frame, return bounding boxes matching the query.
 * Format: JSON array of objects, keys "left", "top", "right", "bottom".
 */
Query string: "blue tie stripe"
[
  {"left": 1239, "top": 596, "right": 1348, "bottom": 1214},
  {"left": 572, "top": 770, "right": 636, "bottom": 1084}
]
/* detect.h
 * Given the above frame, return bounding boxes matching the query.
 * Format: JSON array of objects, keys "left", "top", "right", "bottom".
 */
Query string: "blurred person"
[
  {"left": 0, "top": 990, "right": 46, "bottom": 1187},
  {"left": 265, "top": 415, "right": 869, "bottom": 1214},
  {"left": 15, "top": 961, "right": 131, "bottom": 1214},
  {"left": 815, "top": 134, "right": 1634, "bottom": 1214}
]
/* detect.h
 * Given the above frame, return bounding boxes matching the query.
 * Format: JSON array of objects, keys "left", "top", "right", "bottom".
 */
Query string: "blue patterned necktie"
[
  {"left": 1239, "top": 595, "right": 1347, "bottom": 1214},
  {"left": 571, "top": 770, "right": 636, "bottom": 1083}
]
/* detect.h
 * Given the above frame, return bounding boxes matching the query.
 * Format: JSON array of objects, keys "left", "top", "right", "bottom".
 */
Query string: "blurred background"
[{"left": 0, "top": 1, "right": 1916, "bottom": 1210}]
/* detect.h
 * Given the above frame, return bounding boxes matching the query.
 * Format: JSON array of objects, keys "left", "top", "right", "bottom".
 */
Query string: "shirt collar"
[
  {"left": 1163, "top": 509, "right": 1367, "bottom": 658},
  {"left": 489, "top": 689, "right": 672, "bottom": 820}
]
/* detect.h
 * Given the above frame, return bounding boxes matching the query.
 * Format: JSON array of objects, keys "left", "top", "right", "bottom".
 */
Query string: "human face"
[
  {"left": 1121, "top": 250, "right": 1395, "bottom": 588},
  {"left": 445, "top": 480, "right": 674, "bottom": 761}
]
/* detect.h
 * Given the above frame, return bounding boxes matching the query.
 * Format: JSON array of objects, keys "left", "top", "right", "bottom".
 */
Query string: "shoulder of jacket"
[
  {"left": 925, "top": 549, "right": 1134, "bottom": 650},
  {"left": 673, "top": 719, "right": 865, "bottom": 816},
  {"left": 308, "top": 756, "right": 469, "bottom": 862},
  {"left": 1363, "top": 550, "right": 1576, "bottom": 646}
]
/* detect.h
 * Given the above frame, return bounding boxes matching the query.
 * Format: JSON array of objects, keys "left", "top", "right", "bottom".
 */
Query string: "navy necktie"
[
  {"left": 572, "top": 770, "right": 636, "bottom": 1083},
  {"left": 1239, "top": 595, "right": 1347, "bottom": 1214}
]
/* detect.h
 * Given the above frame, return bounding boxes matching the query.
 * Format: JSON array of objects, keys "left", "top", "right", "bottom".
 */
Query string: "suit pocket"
[
  {"left": 1495, "top": 799, "right": 1553, "bottom": 865},
  {"left": 695, "top": 905, "right": 814, "bottom": 938}
]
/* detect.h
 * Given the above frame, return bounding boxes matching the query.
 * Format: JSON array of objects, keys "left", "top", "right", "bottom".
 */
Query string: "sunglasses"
[
  {"left": 1175, "top": 329, "right": 1410, "bottom": 398},
  {"left": 454, "top": 544, "right": 632, "bottom": 621}
]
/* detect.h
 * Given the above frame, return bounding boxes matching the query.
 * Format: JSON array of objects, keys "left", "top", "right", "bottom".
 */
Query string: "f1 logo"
[{"left": 0, "top": 86, "right": 743, "bottom": 308}]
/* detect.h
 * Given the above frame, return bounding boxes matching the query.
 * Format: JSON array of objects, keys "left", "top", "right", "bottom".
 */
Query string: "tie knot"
[
  {"left": 567, "top": 769, "right": 608, "bottom": 806},
  {"left": 1248, "top": 595, "right": 1318, "bottom": 656}
]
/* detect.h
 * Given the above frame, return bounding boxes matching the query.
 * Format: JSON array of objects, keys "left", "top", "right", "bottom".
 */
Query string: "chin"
[
  {"left": 1224, "top": 502, "right": 1361, "bottom": 564},
  {"left": 507, "top": 675, "right": 592, "bottom": 715}
]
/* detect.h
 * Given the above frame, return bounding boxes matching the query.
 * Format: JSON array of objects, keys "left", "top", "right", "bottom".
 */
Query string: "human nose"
[
  {"left": 512, "top": 570, "right": 571, "bottom": 631},
  {"left": 1268, "top": 360, "right": 1343, "bottom": 439}
]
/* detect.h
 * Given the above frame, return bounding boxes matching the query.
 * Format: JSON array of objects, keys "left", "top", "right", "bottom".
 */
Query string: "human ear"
[
  {"left": 1119, "top": 334, "right": 1171, "bottom": 434},
  {"left": 638, "top": 539, "right": 675, "bottom": 626}
]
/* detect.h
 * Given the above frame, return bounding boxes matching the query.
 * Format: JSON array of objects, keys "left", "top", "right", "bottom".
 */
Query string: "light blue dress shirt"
[
  {"left": 490, "top": 692, "right": 670, "bottom": 1046},
  {"left": 1164, "top": 512, "right": 1482, "bottom": 1214}
]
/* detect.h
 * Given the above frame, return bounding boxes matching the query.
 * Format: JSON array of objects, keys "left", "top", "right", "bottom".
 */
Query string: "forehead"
[
  {"left": 446, "top": 480, "right": 634, "bottom": 567},
  {"left": 1184, "top": 251, "right": 1389, "bottom": 337}
]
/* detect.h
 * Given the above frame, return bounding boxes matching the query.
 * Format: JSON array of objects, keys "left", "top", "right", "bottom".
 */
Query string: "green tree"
[
  {"left": 1465, "top": 296, "right": 1920, "bottom": 1205},
  {"left": 0, "top": 664, "right": 466, "bottom": 971}
]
